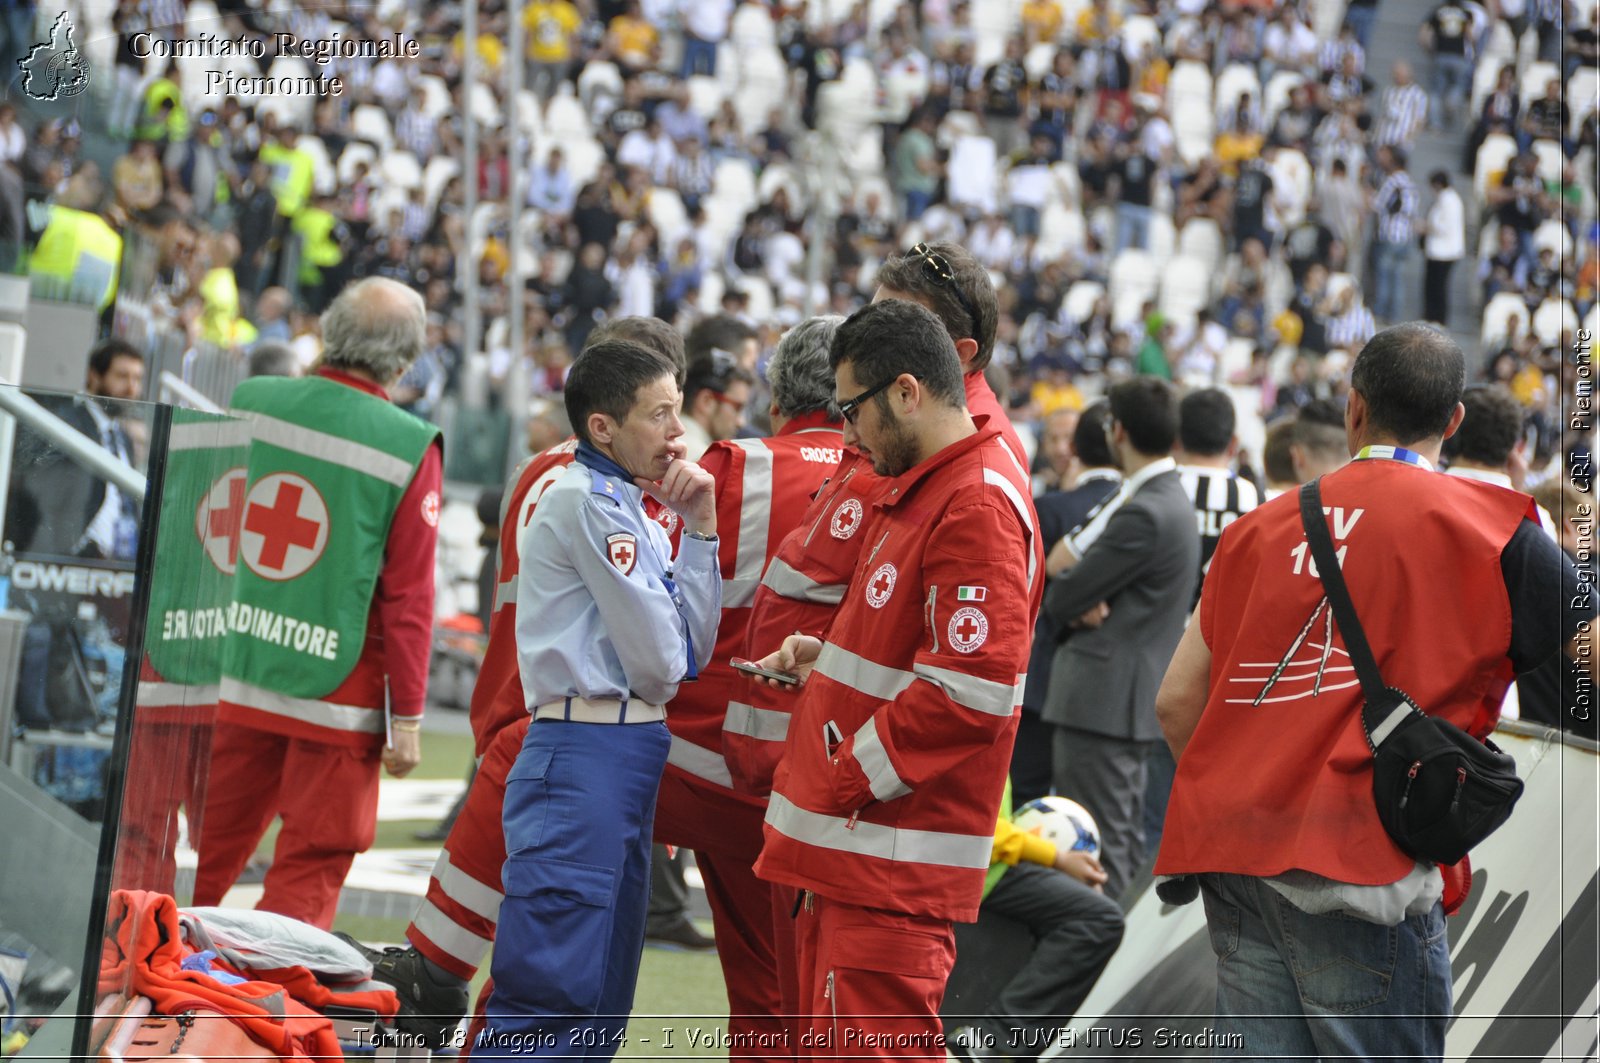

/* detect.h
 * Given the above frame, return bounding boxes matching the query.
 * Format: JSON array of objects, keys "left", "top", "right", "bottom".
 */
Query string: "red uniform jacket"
[
  {"left": 727, "top": 374, "right": 1027, "bottom": 796},
  {"left": 1156, "top": 460, "right": 1534, "bottom": 888},
  {"left": 663, "top": 414, "right": 845, "bottom": 792},
  {"left": 754, "top": 426, "right": 1042, "bottom": 922}
]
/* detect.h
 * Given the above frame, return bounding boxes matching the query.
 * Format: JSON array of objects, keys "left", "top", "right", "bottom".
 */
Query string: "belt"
[{"left": 532, "top": 696, "right": 666, "bottom": 724}]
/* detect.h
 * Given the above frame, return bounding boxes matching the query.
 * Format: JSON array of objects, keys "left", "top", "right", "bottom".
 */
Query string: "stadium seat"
[
  {"left": 424, "top": 156, "right": 460, "bottom": 213},
  {"left": 1036, "top": 203, "right": 1087, "bottom": 261},
  {"left": 351, "top": 104, "right": 395, "bottom": 153},
  {"left": 1171, "top": 97, "right": 1215, "bottom": 167},
  {"left": 1325, "top": 271, "right": 1357, "bottom": 305},
  {"left": 561, "top": 138, "right": 604, "bottom": 186},
  {"left": 729, "top": 1, "right": 777, "bottom": 51},
  {"left": 713, "top": 158, "right": 759, "bottom": 216},
  {"left": 336, "top": 142, "right": 378, "bottom": 185},
  {"left": 1480, "top": 291, "right": 1530, "bottom": 349},
  {"left": 1109, "top": 249, "right": 1160, "bottom": 327},
  {"left": 577, "top": 61, "right": 624, "bottom": 112},
  {"left": 947, "top": 135, "right": 999, "bottom": 214},
  {"left": 733, "top": 45, "right": 789, "bottom": 135},
  {"left": 1263, "top": 70, "right": 1304, "bottom": 127},
  {"left": 1061, "top": 280, "right": 1105, "bottom": 326},
  {"left": 1532, "top": 218, "right": 1571, "bottom": 259},
  {"left": 1309, "top": 0, "right": 1348, "bottom": 40},
  {"left": 1050, "top": 161, "right": 1083, "bottom": 210},
  {"left": 685, "top": 75, "right": 726, "bottom": 120},
  {"left": 1218, "top": 337, "right": 1256, "bottom": 385},
  {"left": 1272, "top": 148, "right": 1313, "bottom": 227},
  {"left": 1177, "top": 218, "right": 1225, "bottom": 274},
  {"left": 1570, "top": 68, "right": 1600, "bottom": 133},
  {"left": 417, "top": 74, "right": 451, "bottom": 119},
  {"left": 1474, "top": 133, "right": 1518, "bottom": 206},
  {"left": 1215, "top": 63, "right": 1262, "bottom": 118},
  {"left": 647, "top": 187, "right": 689, "bottom": 243},
  {"left": 738, "top": 277, "right": 776, "bottom": 321},
  {"left": 1530, "top": 138, "right": 1565, "bottom": 183},
  {"left": 381, "top": 150, "right": 423, "bottom": 192},
  {"left": 1586, "top": 303, "right": 1600, "bottom": 344},
  {"left": 1159, "top": 254, "right": 1213, "bottom": 323},
  {"left": 470, "top": 80, "right": 501, "bottom": 129},
  {"left": 1520, "top": 61, "right": 1560, "bottom": 105},
  {"left": 185, "top": 0, "right": 220, "bottom": 35},
  {"left": 295, "top": 135, "right": 338, "bottom": 195},
  {"left": 262, "top": 56, "right": 316, "bottom": 129},
  {"left": 698, "top": 272, "right": 726, "bottom": 315},
  {"left": 1146, "top": 212, "right": 1176, "bottom": 261},
  {"left": 1532, "top": 296, "right": 1577, "bottom": 345},
  {"left": 1120, "top": 15, "right": 1162, "bottom": 64},
  {"left": 758, "top": 163, "right": 806, "bottom": 214},
  {"left": 1024, "top": 43, "right": 1057, "bottom": 80},
  {"left": 544, "top": 87, "right": 592, "bottom": 142},
  {"left": 1167, "top": 61, "right": 1214, "bottom": 110}
]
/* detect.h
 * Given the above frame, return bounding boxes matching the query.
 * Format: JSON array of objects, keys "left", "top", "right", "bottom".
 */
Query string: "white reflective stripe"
[
  {"left": 236, "top": 411, "right": 416, "bottom": 487},
  {"left": 724, "top": 701, "right": 791, "bottom": 742},
  {"left": 765, "top": 793, "right": 992, "bottom": 869},
  {"left": 435, "top": 854, "right": 504, "bottom": 922},
  {"left": 493, "top": 575, "right": 518, "bottom": 613},
  {"left": 1370, "top": 702, "right": 1415, "bottom": 747},
  {"left": 982, "top": 467, "right": 1037, "bottom": 590},
  {"left": 815, "top": 643, "right": 914, "bottom": 702},
  {"left": 667, "top": 735, "right": 734, "bottom": 788},
  {"left": 136, "top": 681, "right": 219, "bottom": 706},
  {"left": 912, "top": 663, "right": 1023, "bottom": 718},
  {"left": 851, "top": 716, "right": 910, "bottom": 801},
  {"left": 168, "top": 420, "right": 251, "bottom": 450},
  {"left": 761, "top": 557, "right": 844, "bottom": 605},
  {"left": 411, "top": 900, "right": 493, "bottom": 967},
  {"left": 725, "top": 440, "right": 773, "bottom": 610},
  {"left": 219, "top": 677, "right": 383, "bottom": 733}
]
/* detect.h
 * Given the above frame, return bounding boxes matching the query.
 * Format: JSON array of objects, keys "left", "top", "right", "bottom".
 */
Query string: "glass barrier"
[{"left": 0, "top": 383, "right": 169, "bottom": 1060}]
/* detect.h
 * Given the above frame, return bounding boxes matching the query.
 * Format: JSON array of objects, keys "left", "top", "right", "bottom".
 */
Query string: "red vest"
[
  {"left": 663, "top": 415, "right": 845, "bottom": 793},
  {"left": 1155, "top": 460, "right": 1535, "bottom": 885}
]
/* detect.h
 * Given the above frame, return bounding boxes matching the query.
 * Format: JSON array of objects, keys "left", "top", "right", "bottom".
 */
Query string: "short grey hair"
[
  {"left": 319, "top": 277, "right": 426, "bottom": 385},
  {"left": 767, "top": 315, "right": 844, "bottom": 419}
]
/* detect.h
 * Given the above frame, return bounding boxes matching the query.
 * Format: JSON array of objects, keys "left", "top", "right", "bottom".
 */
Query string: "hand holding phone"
[{"left": 732, "top": 658, "right": 801, "bottom": 686}]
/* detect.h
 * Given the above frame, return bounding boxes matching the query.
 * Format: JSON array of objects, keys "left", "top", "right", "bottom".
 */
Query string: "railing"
[{"left": 0, "top": 383, "right": 147, "bottom": 502}]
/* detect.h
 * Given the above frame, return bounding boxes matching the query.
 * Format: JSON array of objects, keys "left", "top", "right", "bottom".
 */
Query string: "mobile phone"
[{"left": 731, "top": 658, "right": 801, "bottom": 686}]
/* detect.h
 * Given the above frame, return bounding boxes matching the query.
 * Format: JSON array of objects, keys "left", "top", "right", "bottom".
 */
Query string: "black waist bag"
[{"left": 1301, "top": 481, "right": 1524, "bottom": 866}]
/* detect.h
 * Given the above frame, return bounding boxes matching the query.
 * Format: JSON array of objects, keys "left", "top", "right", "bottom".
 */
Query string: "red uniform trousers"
[
  {"left": 793, "top": 896, "right": 956, "bottom": 1062},
  {"left": 113, "top": 717, "right": 213, "bottom": 896},
  {"left": 192, "top": 723, "right": 381, "bottom": 929}
]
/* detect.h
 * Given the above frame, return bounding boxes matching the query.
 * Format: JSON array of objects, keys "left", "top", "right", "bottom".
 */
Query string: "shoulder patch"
[{"left": 586, "top": 465, "right": 624, "bottom": 502}]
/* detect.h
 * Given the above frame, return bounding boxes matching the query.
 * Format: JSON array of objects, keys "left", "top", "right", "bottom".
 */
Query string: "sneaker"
[
  {"left": 643, "top": 919, "right": 716, "bottom": 951},
  {"left": 334, "top": 933, "right": 468, "bottom": 1050}
]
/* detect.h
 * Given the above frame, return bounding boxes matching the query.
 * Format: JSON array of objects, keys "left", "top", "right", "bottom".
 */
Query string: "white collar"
[
  {"left": 1126, "top": 456, "right": 1178, "bottom": 493},
  {"left": 1077, "top": 467, "right": 1122, "bottom": 484},
  {"left": 1444, "top": 466, "right": 1512, "bottom": 489}
]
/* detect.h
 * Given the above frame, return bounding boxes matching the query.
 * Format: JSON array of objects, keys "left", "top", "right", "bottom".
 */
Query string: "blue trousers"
[
  {"left": 1372, "top": 239, "right": 1411, "bottom": 322},
  {"left": 478, "top": 719, "right": 671, "bottom": 1059},
  {"left": 1199, "top": 873, "right": 1451, "bottom": 1061}
]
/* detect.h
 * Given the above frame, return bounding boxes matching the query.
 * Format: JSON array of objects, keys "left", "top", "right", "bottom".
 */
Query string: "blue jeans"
[
  {"left": 1344, "top": 3, "right": 1378, "bottom": 49},
  {"left": 479, "top": 719, "right": 671, "bottom": 1058},
  {"left": 680, "top": 34, "right": 717, "bottom": 78},
  {"left": 1372, "top": 239, "right": 1411, "bottom": 321},
  {"left": 1115, "top": 202, "right": 1152, "bottom": 254},
  {"left": 903, "top": 188, "right": 934, "bottom": 221},
  {"left": 1430, "top": 53, "right": 1473, "bottom": 124},
  {"left": 1200, "top": 873, "right": 1451, "bottom": 1061}
]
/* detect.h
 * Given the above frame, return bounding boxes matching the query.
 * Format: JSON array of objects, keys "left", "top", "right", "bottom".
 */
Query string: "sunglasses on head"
[
  {"left": 904, "top": 242, "right": 980, "bottom": 340},
  {"left": 838, "top": 377, "right": 897, "bottom": 424}
]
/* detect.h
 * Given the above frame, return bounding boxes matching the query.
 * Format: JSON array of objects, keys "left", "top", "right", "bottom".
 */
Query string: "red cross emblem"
[
  {"left": 607, "top": 532, "right": 638, "bottom": 575},
  {"left": 239, "top": 473, "right": 330, "bottom": 581},
  {"left": 865, "top": 562, "right": 897, "bottom": 609},
  {"left": 830, "top": 498, "right": 863, "bottom": 540},
  {"left": 948, "top": 606, "right": 989, "bottom": 653},
  {"left": 195, "top": 467, "right": 248, "bottom": 575}
]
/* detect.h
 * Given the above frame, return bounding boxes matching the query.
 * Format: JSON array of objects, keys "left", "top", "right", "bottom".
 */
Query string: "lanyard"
[{"left": 1354, "top": 444, "right": 1433, "bottom": 471}]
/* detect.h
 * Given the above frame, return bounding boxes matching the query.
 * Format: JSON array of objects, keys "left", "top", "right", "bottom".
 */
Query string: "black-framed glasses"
[
  {"left": 904, "top": 242, "right": 980, "bottom": 340},
  {"left": 838, "top": 377, "right": 896, "bottom": 424}
]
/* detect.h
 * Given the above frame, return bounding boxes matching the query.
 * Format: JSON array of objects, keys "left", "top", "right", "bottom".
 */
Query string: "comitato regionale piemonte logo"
[{"left": 20, "top": 12, "right": 91, "bottom": 102}]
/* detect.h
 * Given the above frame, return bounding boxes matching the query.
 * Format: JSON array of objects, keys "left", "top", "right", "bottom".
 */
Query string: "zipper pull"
[
  {"left": 1399, "top": 760, "right": 1422, "bottom": 810},
  {"left": 845, "top": 810, "right": 859, "bottom": 830},
  {"left": 1449, "top": 767, "right": 1466, "bottom": 815},
  {"left": 824, "top": 970, "right": 834, "bottom": 1000}
]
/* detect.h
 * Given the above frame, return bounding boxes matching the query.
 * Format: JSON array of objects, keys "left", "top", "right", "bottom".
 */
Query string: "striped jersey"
[{"left": 1177, "top": 464, "right": 1260, "bottom": 609}]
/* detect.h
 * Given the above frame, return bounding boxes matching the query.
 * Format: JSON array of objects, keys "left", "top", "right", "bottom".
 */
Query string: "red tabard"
[
  {"left": 1155, "top": 460, "right": 1536, "bottom": 886},
  {"left": 755, "top": 427, "right": 1042, "bottom": 922},
  {"left": 664, "top": 415, "right": 845, "bottom": 792}
]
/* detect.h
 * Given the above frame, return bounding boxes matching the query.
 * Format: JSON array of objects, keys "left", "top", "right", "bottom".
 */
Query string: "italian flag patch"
[{"left": 956, "top": 586, "right": 987, "bottom": 602}]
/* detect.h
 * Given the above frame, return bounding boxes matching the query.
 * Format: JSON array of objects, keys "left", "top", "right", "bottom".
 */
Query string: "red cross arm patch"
[{"left": 606, "top": 532, "right": 638, "bottom": 575}]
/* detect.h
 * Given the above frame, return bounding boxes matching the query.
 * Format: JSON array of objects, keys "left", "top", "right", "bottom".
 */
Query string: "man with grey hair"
[
  {"left": 193, "top": 277, "right": 444, "bottom": 929},
  {"left": 652, "top": 315, "right": 846, "bottom": 1051}
]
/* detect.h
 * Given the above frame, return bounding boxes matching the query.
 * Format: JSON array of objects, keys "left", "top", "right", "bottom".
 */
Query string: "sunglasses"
[
  {"left": 904, "top": 242, "right": 980, "bottom": 340},
  {"left": 838, "top": 377, "right": 896, "bottom": 424}
]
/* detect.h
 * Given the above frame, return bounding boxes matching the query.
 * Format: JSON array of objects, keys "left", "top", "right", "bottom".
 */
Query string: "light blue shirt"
[{"left": 515, "top": 458, "right": 721, "bottom": 710}]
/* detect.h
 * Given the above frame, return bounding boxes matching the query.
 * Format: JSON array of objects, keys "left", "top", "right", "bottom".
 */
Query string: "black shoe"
[
  {"left": 643, "top": 919, "right": 716, "bottom": 951},
  {"left": 334, "top": 933, "right": 468, "bottom": 1050}
]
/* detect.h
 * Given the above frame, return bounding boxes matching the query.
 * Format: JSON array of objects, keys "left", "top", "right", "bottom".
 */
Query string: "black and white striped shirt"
[
  {"left": 1319, "top": 38, "right": 1363, "bottom": 75},
  {"left": 1178, "top": 464, "right": 1260, "bottom": 606},
  {"left": 1375, "top": 83, "right": 1429, "bottom": 146},
  {"left": 1373, "top": 170, "right": 1418, "bottom": 243},
  {"left": 395, "top": 108, "right": 438, "bottom": 160},
  {"left": 1326, "top": 301, "right": 1377, "bottom": 348}
]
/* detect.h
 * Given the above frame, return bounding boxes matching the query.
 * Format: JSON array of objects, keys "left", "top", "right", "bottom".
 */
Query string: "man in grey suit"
[{"left": 1039, "top": 378, "right": 1200, "bottom": 899}]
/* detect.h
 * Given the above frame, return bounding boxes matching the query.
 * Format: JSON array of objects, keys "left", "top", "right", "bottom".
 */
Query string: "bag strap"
[{"left": 1297, "top": 479, "right": 1412, "bottom": 749}]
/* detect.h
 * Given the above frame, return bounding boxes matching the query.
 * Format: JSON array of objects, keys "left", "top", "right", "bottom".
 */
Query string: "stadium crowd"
[{"left": 8, "top": 0, "right": 1593, "bottom": 470}]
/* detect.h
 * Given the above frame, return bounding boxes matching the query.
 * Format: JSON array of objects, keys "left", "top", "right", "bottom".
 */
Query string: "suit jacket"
[
  {"left": 1040, "top": 464, "right": 1199, "bottom": 741},
  {"left": 4, "top": 394, "right": 110, "bottom": 557},
  {"left": 1022, "top": 470, "right": 1122, "bottom": 713}
]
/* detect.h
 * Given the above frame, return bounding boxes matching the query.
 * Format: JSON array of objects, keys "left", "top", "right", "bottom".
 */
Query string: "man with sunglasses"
[
  {"left": 747, "top": 299, "right": 1042, "bottom": 1058},
  {"left": 681, "top": 348, "right": 757, "bottom": 460}
]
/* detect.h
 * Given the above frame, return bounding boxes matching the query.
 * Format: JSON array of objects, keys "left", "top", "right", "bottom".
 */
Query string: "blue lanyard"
[{"left": 1355, "top": 445, "right": 1433, "bottom": 471}]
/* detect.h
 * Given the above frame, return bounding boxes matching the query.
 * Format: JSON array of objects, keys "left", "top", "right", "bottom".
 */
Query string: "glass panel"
[{"left": 0, "top": 383, "right": 167, "bottom": 1059}]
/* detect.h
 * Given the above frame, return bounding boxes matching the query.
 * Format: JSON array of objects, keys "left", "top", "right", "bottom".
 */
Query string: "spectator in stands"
[
  {"left": 1419, "top": 0, "right": 1476, "bottom": 129},
  {"left": 895, "top": 108, "right": 942, "bottom": 222},
  {"left": 523, "top": 0, "right": 582, "bottom": 102},
  {"left": 1421, "top": 170, "right": 1466, "bottom": 325},
  {"left": 1370, "top": 145, "right": 1418, "bottom": 323}
]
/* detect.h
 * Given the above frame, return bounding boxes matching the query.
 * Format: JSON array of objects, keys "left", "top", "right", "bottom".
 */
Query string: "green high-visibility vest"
[
  {"left": 291, "top": 206, "right": 341, "bottom": 286},
  {"left": 144, "top": 410, "right": 251, "bottom": 693},
  {"left": 259, "top": 142, "right": 314, "bottom": 218},
  {"left": 28, "top": 205, "right": 121, "bottom": 310},
  {"left": 137, "top": 78, "right": 189, "bottom": 142},
  {"left": 220, "top": 376, "right": 439, "bottom": 700},
  {"left": 982, "top": 777, "right": 1015, "bottom": 900}
]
